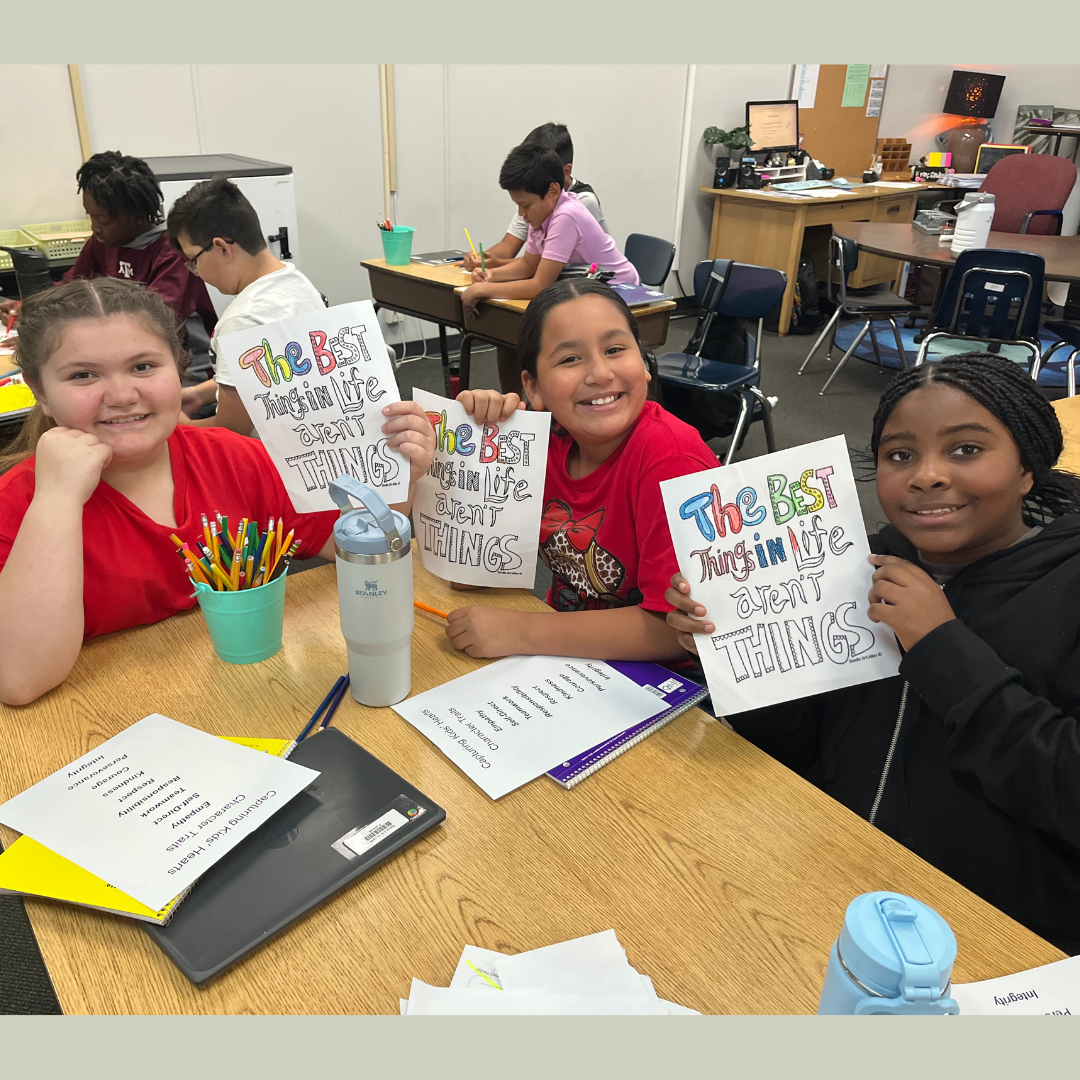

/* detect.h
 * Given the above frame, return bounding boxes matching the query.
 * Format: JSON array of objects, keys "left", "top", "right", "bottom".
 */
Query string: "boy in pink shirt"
[{"left": 463, "top": 144, "right": 638, "bottom": 390}]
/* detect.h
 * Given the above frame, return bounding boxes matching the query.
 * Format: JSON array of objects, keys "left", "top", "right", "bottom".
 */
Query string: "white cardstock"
[
  {"left": 951, "top": 954, "right": 1080, "bottom": 1015},
  {"left": 0, "top": 714, "right": 320, "bottom": 910},
  {"left": 660, "top": 435, "right": 901, "bottom": 715},
  {"left": 393, "top": 655, "right": 666, "bottom": 799},
  {"left": 217, "top": 300, "right": 408, "bottom": 512},
  {"left": 412, "top": 388, "right": 551, "bottom": 587}
]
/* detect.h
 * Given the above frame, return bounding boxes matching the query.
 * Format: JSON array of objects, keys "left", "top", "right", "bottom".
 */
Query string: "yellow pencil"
[
  {"left": 212, "top": 564, "right": 235, "bottom": 591},
  {"left": 464, "top": 228, "right": 477, "bottom": 256},
  {"left": 276, "top": 517, "right": 283, "bottom": 562},
  {"left": 268, "top": 529, "right": 295, "bottom": 579}
]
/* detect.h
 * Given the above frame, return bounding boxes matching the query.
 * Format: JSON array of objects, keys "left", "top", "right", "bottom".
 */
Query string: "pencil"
[
  {"left": 464, "top": 228, "right": 477, "bottom": 256},
  {"left": 414, "top": 600, "right": 449, "bottom": 619},
  {"left": 212, "top": 564, "right": 234, "bottom": 591},
  {"left": 296, "top": 675, "right": 346, "bottom": 743},
  {"left": 480, "top": 243, "right": 485, "bottom": 274},
  {"left": 268, "top": 529, "right": 295, "bottom": 579},
  {"left": 319, "top": 675, "right": 351, "bottom": 730}
]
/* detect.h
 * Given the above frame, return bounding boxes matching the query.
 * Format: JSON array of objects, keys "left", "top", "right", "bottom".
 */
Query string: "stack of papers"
[
  {"left": 940, "top": 173, "right": 985, "bottom": 189},
  {"left": 400, "top": 930, "right": 700, "bottom": 1015}
]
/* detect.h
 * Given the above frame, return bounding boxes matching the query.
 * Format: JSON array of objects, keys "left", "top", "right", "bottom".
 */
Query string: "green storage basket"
[
  {"left": 0, "top": 229, "right": 39, "bottom": 273},
  {"left": 22, "top": 220, "right": 93, "bottom": 261}
]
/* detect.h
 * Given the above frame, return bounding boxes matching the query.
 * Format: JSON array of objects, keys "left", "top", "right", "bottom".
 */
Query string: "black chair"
[
  {"left": 624, "top": 233, "right": 676, "bottom": 288},
  {"left": 656, "top": 258, "right": 785, "bottom": 464},
  {"left": 798, "top": 234, "right": 919, "bottom": 395},
  {"left": 1042, "top": 320, "right": 1080, "bottom": 396},
  {"left": 0, "top": 245, "right": 53, "bottom": 300},
  {"left": 914, "top": 248, "right": 1045, "bottom": 377}
]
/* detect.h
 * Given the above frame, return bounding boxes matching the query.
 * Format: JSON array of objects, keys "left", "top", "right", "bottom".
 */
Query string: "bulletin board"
[{"left": 795, "top": 65, "right": 888, "bottom": 180}]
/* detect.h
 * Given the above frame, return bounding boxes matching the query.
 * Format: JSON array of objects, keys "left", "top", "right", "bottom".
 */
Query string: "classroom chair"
[
  {"left": 0, "top": 245, "right": 53, "bottom": 300},
  {"left": 798, "top": 234, "right": 918, "bottom": 395},
  {"left": 1042, "top": 318, "right": 1080, "bottom": 395},
  {"left": 656, "top": 258, "right": 785, "bottom": 464},
  {"left": 913, "top": 248, "right": 1045, "bottom": 375},
  {"left": 624, "top": 234, "right": 676, "bottom": 288}
]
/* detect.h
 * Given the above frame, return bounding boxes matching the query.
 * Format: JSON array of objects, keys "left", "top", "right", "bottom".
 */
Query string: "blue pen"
[
  {"left": 319, "top": 675, "right": 351, "bottom": 731},
  {"left": 296, "top": 675, "right": 345, "bottom": 743}
]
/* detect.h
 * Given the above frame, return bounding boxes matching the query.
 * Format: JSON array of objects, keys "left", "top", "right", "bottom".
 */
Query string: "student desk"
[
  {"left": 0, "top": 558, "right": 1062, "bottom": 1014},
  {"left": 699, "top": 184, "right": 924, "bottom": 335}
]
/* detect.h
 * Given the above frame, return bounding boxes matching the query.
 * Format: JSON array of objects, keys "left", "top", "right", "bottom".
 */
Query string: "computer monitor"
[{"left": 746, "top": 100, "right": 800, "bottom": 154}]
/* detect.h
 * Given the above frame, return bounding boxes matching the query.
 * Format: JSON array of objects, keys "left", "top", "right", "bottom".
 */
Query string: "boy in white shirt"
[
  {"left": 167, "top": 177, "right": 327, "bottom": 435},
  {"left": 464, "top": 122, "right": 606, "bottom": 272}
]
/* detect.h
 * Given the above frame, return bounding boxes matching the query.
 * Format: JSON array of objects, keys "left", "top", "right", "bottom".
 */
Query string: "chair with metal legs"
[
  {"left": 656, "top": 259, "right": 786, "bottom": 464},
  {"left": 798, "top": 234, "right": 919, "bottom": 395}
]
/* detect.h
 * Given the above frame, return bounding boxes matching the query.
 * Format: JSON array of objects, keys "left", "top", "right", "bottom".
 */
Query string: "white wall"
[{"left": 878, "top": 65, "right": 1080, "bottom": 161}]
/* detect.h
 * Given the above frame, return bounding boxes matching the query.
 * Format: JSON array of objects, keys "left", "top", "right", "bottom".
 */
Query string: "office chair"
[
  {"left": 914, "top": 248, "right": 1045, "bottom": 375},
  {"left": 799, "top": 234, "right": 918, "bottom": 395},
  {"left": 656, "top": 259, "right": 785, "bottom": 464},
  {"left": 624, "top": 233, "right": 676, "bottom": 288}
]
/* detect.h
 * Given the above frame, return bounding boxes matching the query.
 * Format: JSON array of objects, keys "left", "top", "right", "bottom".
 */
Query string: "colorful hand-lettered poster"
[
  {"left": 660, "top": 436, "right": 900, "bottom": 714},
  {"left": 217, "top": 301, "right": 408, "bottom": 512},
  {"left": 413, "top": 388, "right": 551, "bottom": 587}
]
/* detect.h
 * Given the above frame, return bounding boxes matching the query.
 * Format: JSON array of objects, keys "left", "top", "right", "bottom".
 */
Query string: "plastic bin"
[
  {"left": 0, "top": 229, "right": 39, "bottom": 273},
  {"left": 22, "top": 220, "right": 93, "bottom": 261}
]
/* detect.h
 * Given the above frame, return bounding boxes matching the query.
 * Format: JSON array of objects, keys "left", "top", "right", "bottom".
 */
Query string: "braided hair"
[
  {"left": 869, "top": 353, "right": 1080, "bottom": 526},
  {"left": 76, "top": 152, "right": 163, "bottom": 224}
]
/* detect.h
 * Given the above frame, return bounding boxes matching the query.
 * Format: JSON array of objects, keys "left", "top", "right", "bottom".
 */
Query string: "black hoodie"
[{"left": 731, "top": 514, "right": 1080, "bottom": 955}]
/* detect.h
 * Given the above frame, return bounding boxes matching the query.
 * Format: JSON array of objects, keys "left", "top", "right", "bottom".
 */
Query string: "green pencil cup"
[
  {"left": 194, "top": 573, "right": 287, "bottom": 664},
  {"left": 380, "top": 225, "right": 415, "bottom": 265}
]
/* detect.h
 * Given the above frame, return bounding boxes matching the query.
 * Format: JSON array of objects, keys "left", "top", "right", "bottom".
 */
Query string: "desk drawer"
[{"left": 365, "top": 268, "right": 464, "bottom": 325}]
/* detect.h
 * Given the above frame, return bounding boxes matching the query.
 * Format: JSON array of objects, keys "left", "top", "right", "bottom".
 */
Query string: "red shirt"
[
  {"left": 0, "top": 426, "right": 337, "bottom": 639},
  {"left": 541, "top": 400, "right": 718, "bottom": 613},
  {"left": 63, "top": 232, "right": 218, "bottom": 338}
]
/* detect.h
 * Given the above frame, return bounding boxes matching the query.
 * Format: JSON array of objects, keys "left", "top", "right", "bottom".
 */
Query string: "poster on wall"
[
  {"left": 217, "top": 301, "right": 408, "bottom": 512},
  {"left": 660, "top": 436, "right": 901, "bottom": 715},
  {"left": 412, "top": 388, "right": 551, "bottom": 588}
]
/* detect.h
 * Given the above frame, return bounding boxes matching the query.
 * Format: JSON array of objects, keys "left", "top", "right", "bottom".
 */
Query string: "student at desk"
[
  {"left": 463, "top": 122, "right": 608, "bottom": 273},
  {"left": 0, "top": 279, "right": 436, "bottom": 706},
  {"left": 463, "top": 145, "right": 638, "bottom": 392}
]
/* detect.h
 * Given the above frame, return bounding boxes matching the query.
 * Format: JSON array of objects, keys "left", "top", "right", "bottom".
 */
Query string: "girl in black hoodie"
[{"left": 666, "top": 354, "right": 1080, "bottom": 954}]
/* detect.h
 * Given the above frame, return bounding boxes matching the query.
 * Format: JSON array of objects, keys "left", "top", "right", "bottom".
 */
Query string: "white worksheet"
[
  {"left": 217, "top": 300, "right": 408, "bottom": 512},
  {"left": 0, "top": 714, "right": 319, "bottom": 910},
  {"left": 393, "top": 655, "right": 666, "bottom": 799},
  {"left": 412, "top": 387, "right": 550, "bottom": 587},
  {"left": 952, "top": 954, "right": 1080, "bottom": 1015},
  {"left": 661, "top": 436, "right": 901, "bottom": 714}
]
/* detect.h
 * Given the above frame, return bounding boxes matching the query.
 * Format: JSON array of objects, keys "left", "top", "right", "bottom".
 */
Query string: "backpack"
[{"left": 766, "top": 255, "right": 821, "bottom": 334}]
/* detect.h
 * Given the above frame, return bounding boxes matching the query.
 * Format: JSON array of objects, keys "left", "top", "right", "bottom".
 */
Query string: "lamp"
[{"left": 942, "top": 70, "right": 1006, "bottom": 172}]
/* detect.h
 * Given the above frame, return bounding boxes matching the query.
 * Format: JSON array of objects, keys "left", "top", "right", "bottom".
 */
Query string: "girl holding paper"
[
  {"left": 446, "top": 279, "right": 718, "bottom": 663},
  {"left": 665, "top": 355, "right": 1080, "bottom": 956},
  {"left": 0, "top": 278, "right": 436, "bottom": 706}
]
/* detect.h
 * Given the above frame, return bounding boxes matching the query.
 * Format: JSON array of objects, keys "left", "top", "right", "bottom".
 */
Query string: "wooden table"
[
  {"left": 834, "top": 222, "right": 1080, "bottom": 284},
  {"left": 0, "top": 559, "right": 1062, "bottom": 1014},
  {"left": 699, "top": 184, "right": 924, "bottom": 335},
  {"left": 363, "top": 257, "right": 675, "bottom": 394}
]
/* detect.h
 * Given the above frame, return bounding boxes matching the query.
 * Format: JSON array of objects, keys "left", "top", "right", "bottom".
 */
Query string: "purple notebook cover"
[
  {"left": 546, "top": 662, "right": 707, "bottom": 786},
  {"left": 610, "top": 283, "right": 674, "bottom": 307}
]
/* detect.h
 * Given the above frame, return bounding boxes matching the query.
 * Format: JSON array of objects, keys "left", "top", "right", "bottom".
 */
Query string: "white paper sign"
[
  {"left": 952, "top": 955, "right": 1080, "bottom": 1015},
  {"left": 217, "top": 300, "right": 408, "bottom": 512},
  {"left": 412, "top": 388, "right": 551, "bottom": 587},
  {"left": 660, "top": 436, "right": 900, "bottom": 715},
  {"left": 0, "top": 714, "right": 319, "bottom": 910},
  {"left": 393, "top": 655, "right": 666, "bottom": 799},
  {"left": 792, "top": 64, "right": 820, "bottom": 110}
]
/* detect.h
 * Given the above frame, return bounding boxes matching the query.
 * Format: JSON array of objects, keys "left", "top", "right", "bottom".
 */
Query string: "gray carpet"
[{"left": 0, "top": 319, "right": 897, "bottom": 1014}]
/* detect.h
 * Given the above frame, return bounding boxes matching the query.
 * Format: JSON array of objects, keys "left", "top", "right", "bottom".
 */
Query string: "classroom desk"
[
  {"left": 1022, "top": 125, "right": 1080, "bottom": 159},
  {"left": 0, "top": 557, "right": 1063, "bottom": 1014},
  {"left": 699, "top": 184, "right": 924, "bottom": 335}
]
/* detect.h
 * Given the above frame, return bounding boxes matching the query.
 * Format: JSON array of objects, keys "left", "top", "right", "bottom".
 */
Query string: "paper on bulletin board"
[
  {"left": 792, "top": 64, "right": 819, "bottom": 110},
  {"left": 869, "top": 65, "right": 889, "bottom": 79},
  {"left": 866, "top": 79, "right": 886, "bottom": 118},
  {"left": 412, "top": 388, "right": 551, "bottom": 588},
  {"left": 216, "top": 300, "right": 408, "bottom": 512},
  {"left": 841, "top": 65, "right": 871, "bottom": 108},
  {"left": 659, "top": 436, "right": 901, "bottom": 715}
]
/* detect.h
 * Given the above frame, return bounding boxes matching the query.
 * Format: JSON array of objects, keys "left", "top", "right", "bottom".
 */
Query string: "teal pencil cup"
[
  {"left": 194, "top": 574, "right": 287, "bottom": 664},
  {"left": 380, "top": 225, "right": 415, "bottom": 265}
]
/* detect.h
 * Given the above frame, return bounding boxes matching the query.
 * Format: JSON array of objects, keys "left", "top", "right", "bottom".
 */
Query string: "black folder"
[{"left": 144, "top": 727, "right": 445, "bottom": 984}]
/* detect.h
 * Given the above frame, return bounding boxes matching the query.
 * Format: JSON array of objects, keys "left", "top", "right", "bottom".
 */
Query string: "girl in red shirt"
[
  {"left": 446, "top": 279, "right": 718, "bottom": 662},
  {"left": 0, "top": 278, "right": 435, "bottom": 706}
]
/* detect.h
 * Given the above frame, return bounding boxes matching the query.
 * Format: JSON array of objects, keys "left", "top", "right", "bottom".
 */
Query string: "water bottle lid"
[
  {"left": 837, "top": 892, "right": 956, "bottom": 1001},
  {"left": 330, "top": 475, "right": 412, "bottom": 555},
  {"left": 958, "top": 191, "right": 995, "bottom": 210}
]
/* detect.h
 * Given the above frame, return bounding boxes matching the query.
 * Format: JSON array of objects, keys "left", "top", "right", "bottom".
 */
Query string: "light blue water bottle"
[{"left": 817, "top": 892, "right": 959, "bottom": 1015}]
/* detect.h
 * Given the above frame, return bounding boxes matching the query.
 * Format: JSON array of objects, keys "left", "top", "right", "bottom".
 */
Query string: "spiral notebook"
[{"left": 546, "top": 663, "right": 708, "bottom": 789}]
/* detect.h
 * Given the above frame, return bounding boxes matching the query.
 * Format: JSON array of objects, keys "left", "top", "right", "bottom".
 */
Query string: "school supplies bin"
[
  {"left": 0, "top": 229, "right": 39, "bottom": 273},
  {"left": 21, "top": 220, "right": 93, "bottom": 261},
  {"left": 380, "top": 226, "right": 415, "bottom": 266},
  {"left": 194, "top": 573, "right": 287, "bottom": 664}
]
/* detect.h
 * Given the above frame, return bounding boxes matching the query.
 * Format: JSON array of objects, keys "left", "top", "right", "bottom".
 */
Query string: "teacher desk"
[
  {"left": 362, "top": 257, "right": 675, "bottom": 395},
  {"left": 699, "top": 184, "right": 925, "bottom": 335},
  {"left": 0, "top": 556, "right": 1062, "bottom": 1014}
]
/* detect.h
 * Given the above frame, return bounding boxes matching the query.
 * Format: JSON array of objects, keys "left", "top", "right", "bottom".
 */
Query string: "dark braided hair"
[
  {"left": 868, "top": 353, "right": 1080, "bottom": 526},
  {"left": 76, "top": 152, "right": 163, "bottom": 224}
]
